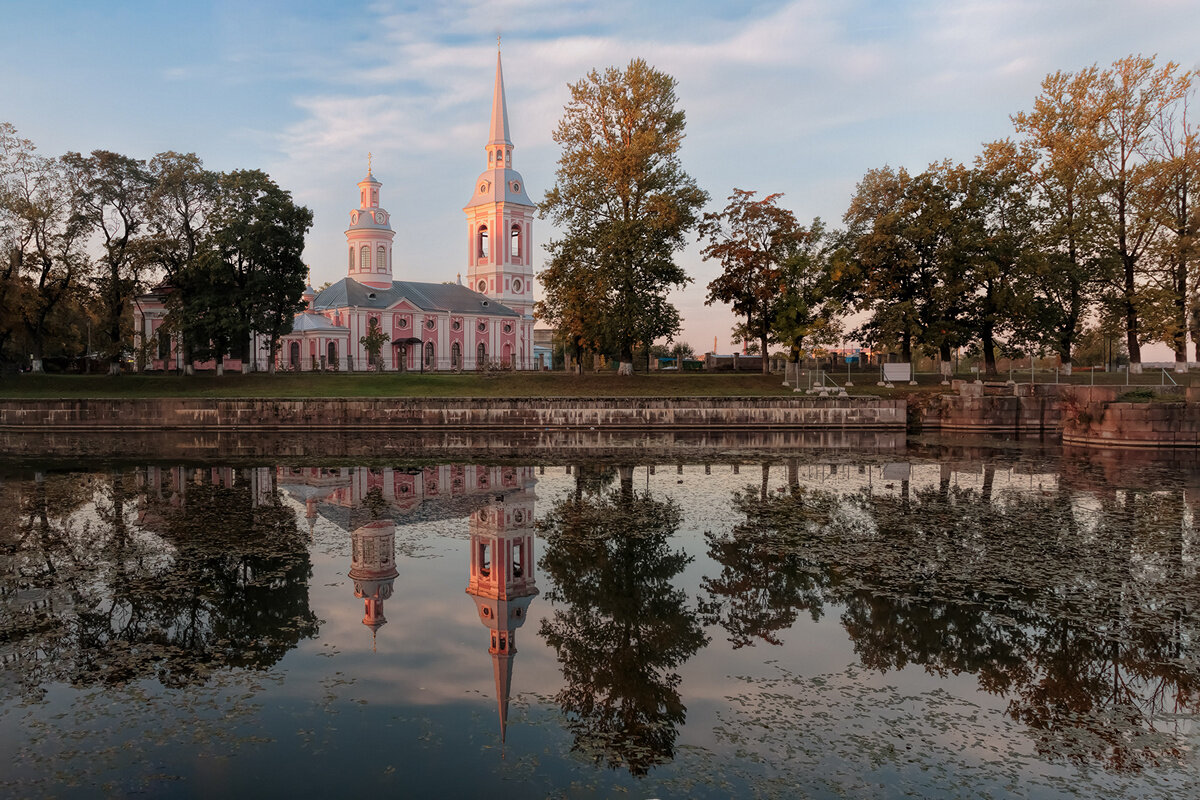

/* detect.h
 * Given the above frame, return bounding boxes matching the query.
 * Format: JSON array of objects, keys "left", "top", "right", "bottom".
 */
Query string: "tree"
[
  {"left": 64, "top": 150, "right": 152, "bottom": 375},
  {"left": 774, "top": 218, "right": 840, "bottom": 366},
  {"left": 203, "top": 170, "right": 312, "bottom": 374},
  {"left": 1150, "top": 85, "right": 1199, "bottom": 368},
  {"left": 840, "top": 164, "right": 970, "bottom": 368},
  {"left": 141, "top": 152, "right": 218, "bottom": 376},
  {"left": 1010, "top": 68, "right": 1112, "bottom": 375},
  {"left": 700, "top": 190, "right": 808, "bottom": 374},
  {"left": 540, "top": 58, "right": 708, "bottom": 375},
  {"left": 0, "top": 124, "right": 90, "bottom": 372},
  {"left": 359, "top": 317, "right": 389, "bottom": 370},
  {"left": 1090, "top": 56, "right": 1192, "bottom": 374}
]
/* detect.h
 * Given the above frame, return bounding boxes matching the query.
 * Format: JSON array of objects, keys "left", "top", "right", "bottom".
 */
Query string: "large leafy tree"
[
  {"left": 1150, "top": 84, "right": 1199, "bottom": 368},
  {"left": 540, "top": 58, "right": 708, "bottom": 375},
  {"left": 1090, "top": 56, "right": 1192, "bottom": 374},
  {"left": 699, "top": 189, "right": 808, "bottom": 373},
  {"left": 140, "top": 152, "right": 219, "bottom": 375},
  {"left": 203, "top": 169, "right": 312, "bottom": 374},
  {"left": 773, "top": 218, "right": 840, "bottom": 366},
  {"left": 0, "top": 124, "right": 90, "bottom": 371},
  {"left": 1010, "top": 68, "right": 1112, "bottom": 375},
  {"left": 64, "top": 150, "right": 152, "bottom": 374},
  {"left": 840, "top": 164, "right": 970, "bottom": 367}
]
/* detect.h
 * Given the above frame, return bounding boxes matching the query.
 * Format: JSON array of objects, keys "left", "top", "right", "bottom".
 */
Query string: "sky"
[{"left": 2, "top": 0, "right": 1198, "bottom": 356}]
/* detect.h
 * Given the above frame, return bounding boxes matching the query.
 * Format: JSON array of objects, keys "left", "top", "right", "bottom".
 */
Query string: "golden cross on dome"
[{"left": 368, "top": 151, "right": 373, "bottom": 175}]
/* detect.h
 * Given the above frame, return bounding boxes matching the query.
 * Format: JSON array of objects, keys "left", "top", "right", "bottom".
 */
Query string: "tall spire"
[{"left": 488, "top": 50, "right": 513, "bottom": 149}]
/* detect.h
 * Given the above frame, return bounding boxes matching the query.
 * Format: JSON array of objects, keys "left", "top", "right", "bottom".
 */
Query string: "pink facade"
[{"left": 133, "top": 52, "right": 536, "bottom": 373}]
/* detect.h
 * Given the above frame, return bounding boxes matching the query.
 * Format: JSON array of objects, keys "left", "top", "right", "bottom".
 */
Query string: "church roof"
[
  {"left": 291, "top": 312, "right": 349, "bottom": 333},
  {"left": 464, "top": 168, "right": 534, "bottom": 209},
  {"left": 489, "top": 51, "right": 513, "bottom": 148},
  {"left": 314, "top": 277, "right": 523, "bottom": 317}
]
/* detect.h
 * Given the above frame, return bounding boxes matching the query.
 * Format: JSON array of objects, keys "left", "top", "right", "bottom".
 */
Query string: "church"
[{"left": 136, "top": 52, "right": 539, "bottom": 373}]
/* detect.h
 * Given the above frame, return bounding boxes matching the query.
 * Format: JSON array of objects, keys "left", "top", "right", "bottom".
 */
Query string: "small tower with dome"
[{"left": 346, "top": 159, "right": 396, "bottom": 289}]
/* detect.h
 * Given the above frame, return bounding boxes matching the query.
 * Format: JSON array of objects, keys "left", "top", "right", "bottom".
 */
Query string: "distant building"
[{"left": 134, "top": 51, "right": 537, "bottom": 372}]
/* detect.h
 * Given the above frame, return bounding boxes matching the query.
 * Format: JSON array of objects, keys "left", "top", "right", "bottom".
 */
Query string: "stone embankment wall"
[
  {"left": 0, "top": 396, "right": 906, "bottom": 432},
  {"left": 917, "top": 381, "right": 1067, "bottom": 434},
  {"left": 1061, "top": 386, "right": 1200, "bottom": 448}
]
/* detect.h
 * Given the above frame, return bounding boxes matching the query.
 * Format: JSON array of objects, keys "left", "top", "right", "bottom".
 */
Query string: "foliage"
[
  {"left": 205, "top": 169, "right": 312, "bottom": 374},
  {"left": 63, "top": 149, "right": 153, "bottom": 374},
  {"left": 539, "top": 59, "right": 708, "bottom": 374},
  {"left": 700, "top": 190, "right": 810, "bottom": 373},
  {"left": 359, "top": 317, "right": 389, "bottom": 370}
]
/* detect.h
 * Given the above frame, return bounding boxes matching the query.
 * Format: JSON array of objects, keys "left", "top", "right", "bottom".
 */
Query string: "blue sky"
[{"left": 3, "top": 0, "right": 1198, "bottom": 354}]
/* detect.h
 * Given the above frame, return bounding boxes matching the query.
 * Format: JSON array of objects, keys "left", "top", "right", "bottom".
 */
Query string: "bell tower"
[
  {"left": 464, "top": 50, "right": 536, "bottom": 315},
  {"left": 465, "top": 485, "right": 538, "bottom": 742},
  {"left": 346, "top": 160, "right": 396, "bottom": 289}
]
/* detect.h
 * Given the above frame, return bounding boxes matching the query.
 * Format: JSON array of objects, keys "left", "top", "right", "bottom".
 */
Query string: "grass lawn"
[{"left": 0, "top": 367, "right": 1191, "bottom": 399}]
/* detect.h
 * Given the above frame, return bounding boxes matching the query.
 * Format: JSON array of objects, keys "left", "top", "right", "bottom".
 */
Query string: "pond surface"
[{"left": 1, "top": 441, "right": 1198, "bottom": 798}]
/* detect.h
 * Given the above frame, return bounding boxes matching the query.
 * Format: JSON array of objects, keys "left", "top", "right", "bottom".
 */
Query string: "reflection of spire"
[
  {"left": 465, "top": 490, "right": 538, "bottom": 742},
  {"left": 350, "top": 520, "right": 398, "bottom": 644}
]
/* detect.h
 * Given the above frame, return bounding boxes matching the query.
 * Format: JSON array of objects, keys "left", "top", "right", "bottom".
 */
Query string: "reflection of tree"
[
  {"left": 538, "top": 471, "right": 708, "bottom": 776},
  {"left": 710, "top": 476, "right": 1200, "bottom": 773},
  {"left": 701, "top": 490, "right": 834, "bottom": 648},
  {"left": 1, "top": 468, "right": 318, "bottom": 697}
]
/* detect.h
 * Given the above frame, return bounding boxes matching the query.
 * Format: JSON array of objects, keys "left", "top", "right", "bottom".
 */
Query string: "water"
[{"left": 1, "top": 439, "right": 1198, "bottom": 798}]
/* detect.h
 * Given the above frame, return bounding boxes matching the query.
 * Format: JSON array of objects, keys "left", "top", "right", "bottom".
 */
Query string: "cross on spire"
[{"left": 368, "top": 151, "right": 373, "bottom": 175}]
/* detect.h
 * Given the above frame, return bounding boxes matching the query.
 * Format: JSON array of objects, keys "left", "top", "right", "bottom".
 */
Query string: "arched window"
[
  {"left": 424, "top": 341, "right": 434, "bottom": 369},
  {"left": 377, "top": 245, "right": 386, "bottom": 272},
  {"left": 348, "top": 247, "right": 354, "bottom": 271},
  {"left": 510, "top": 224, "right": 521, "bottom": 259},
  {"left": 478, "top": 225, "right": 489, "bottom": 258},
  {"left": 502, "top": 342, "right": 512, "bottom": 366},
  {"left": 289, "top": 341, "right": 300, "bottom": 368},
  {"left": 451, "top": 341, "right": 461, "bottom": 369},
  {"left": 327, "top": 341, "right": 337, "bottom": 365},
  {"left": 479, "top": 542, "right": 491, "bottom": 578},
  {"left": 360, "top": 245, "right": 371, "bottom": 271},
  {"left": 157, "top": 327, "right": 170, "bottom": 360},
  {"left": 477, "top": 342, "right": 487, "bottom": 367}
]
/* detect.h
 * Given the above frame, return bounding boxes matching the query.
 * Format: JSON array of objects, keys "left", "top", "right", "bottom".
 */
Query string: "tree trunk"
[
  {"left": 1124, "top": 256, "right": 1142, "bottom": 373},
  {"left": 1174, "top": 255, "right": 1189, "bottom": 372},
  {"left": 617, "top": 345, "right": 633, "bottom": 376},
  {"left": 981, "top": 324, "right": 997, "bottom": 377},
  {"left": 900, "top": 331, "right": 912, "bottom": 364},
  {"left": 939, "top": 343, "right": 952, "bottom": 379},
  {"left": 216, "top": 354, "right": 224, "bottom": 377},
  {"left": 760, "top": 331, "right": 770, "bottom": 374}
]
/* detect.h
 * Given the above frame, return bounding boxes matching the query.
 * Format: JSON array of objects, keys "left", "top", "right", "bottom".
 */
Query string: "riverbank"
[{"left": 0, "top": 396, "right": 906, "bottom": 433}]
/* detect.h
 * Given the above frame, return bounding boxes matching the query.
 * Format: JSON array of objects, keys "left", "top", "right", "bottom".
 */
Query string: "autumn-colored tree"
[
  {"left": 540, "top": 59, "right": 707, "bottom": 375},
  {"left": 1090, "top": 56, "right": 1192, "bottom": 374},
  {"left": 700, "top": 189, "right": 807, "bottom": 374},
  {"left": 1010, "top": 68, "right": 1112, "bottom": 375},
  {"left": 1150, "top": 86, "right": 1199, "bottom": 368}
]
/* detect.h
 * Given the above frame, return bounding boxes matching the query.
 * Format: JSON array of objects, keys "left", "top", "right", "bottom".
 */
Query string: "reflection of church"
[
  {"left": 348, "top": 520, "right": 397, "bottom": 644},
  {"left": 465, "top": 486, "right": 539, "bottom": 741}
]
